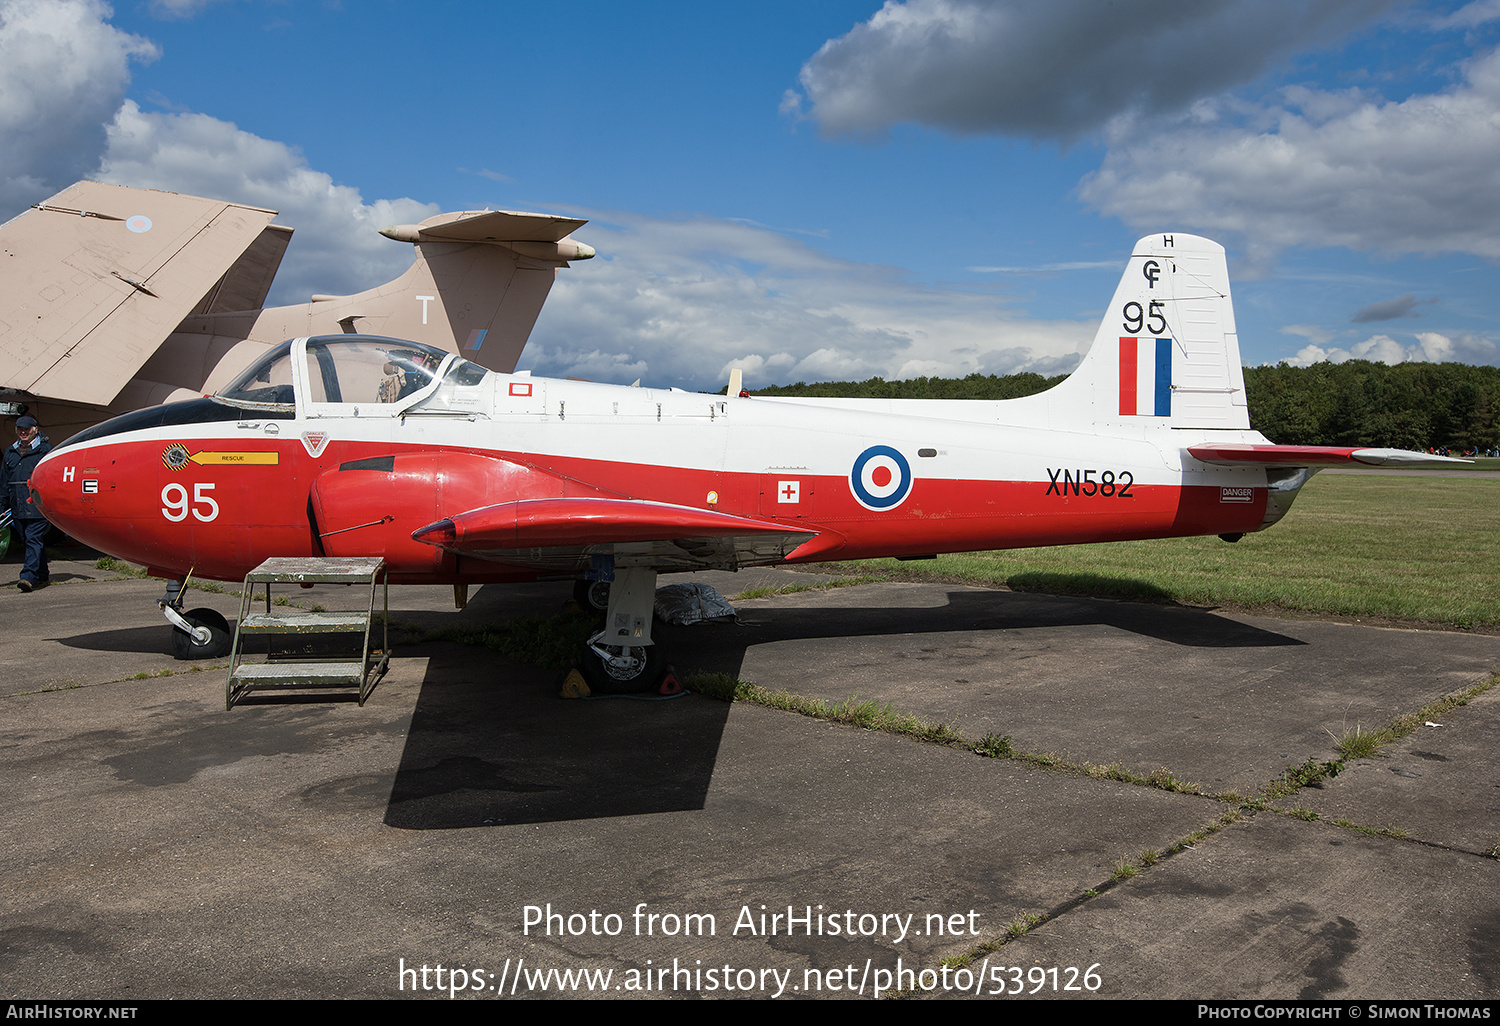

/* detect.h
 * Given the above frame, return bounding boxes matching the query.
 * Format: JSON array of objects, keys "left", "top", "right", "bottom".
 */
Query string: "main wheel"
[
  {"left": 578, "top": 637, "right": 666, "bottom": 694},
  {"left": 169, "top": 607, "right": 232, "bottom": 660},
  {"left": 573, "top": 578, "right": 611, "bottom": 614}
]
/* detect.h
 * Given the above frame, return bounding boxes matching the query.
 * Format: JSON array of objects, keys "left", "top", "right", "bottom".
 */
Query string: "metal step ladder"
[{"left": 226, "top": 557, "right": 389, "bottom": 709}]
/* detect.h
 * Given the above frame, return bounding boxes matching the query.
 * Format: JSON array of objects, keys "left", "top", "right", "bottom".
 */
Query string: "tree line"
[{"left": 756, "top": 360, "right": 1500, "bottom": 451}]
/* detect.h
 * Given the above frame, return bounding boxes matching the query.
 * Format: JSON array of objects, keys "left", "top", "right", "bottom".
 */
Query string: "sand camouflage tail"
[{"left": 0, "top": 181, "right": 593, "bottom": 438}]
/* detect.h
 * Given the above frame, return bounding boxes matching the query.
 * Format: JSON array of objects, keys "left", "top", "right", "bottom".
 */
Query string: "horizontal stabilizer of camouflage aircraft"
[{"left": 0, "top": 181, "right": 593, "bottom": 438}]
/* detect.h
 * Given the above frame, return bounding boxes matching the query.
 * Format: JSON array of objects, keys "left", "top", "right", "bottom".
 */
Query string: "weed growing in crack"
[
  {"left": 1337, "top": 726, "right": 1380, "bottom": 761},
  {"left": 1266, "top": 756, "right": 1344, "bottom": 799},
  {"left": 974, "top": 733, "right": 1016, "bottom": 758},
  {"left": 1006, "top": 914, "right": 1043, "bottom": 936}
]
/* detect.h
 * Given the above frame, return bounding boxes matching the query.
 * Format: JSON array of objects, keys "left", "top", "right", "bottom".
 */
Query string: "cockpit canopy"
[
  {"left": 55, "top": 335, "right": 489, "bottom": 451},
  {"left": 215, "top": 335, "right": 485, "bottom": 416}
]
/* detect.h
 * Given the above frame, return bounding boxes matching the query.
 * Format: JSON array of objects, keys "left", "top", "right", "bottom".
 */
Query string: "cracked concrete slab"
[
  {"left": 991, "top": 812, "right": 1499, "bottom": 1000},
  {"left": 0, "top": 560, "right": 1496, "bottom": 1000},
  {"left": 665, "top": 580, "right": 1499, "bottom": 796},
  {"left": 1278, "top": 687, "right": 1500, "bottom": 856}
]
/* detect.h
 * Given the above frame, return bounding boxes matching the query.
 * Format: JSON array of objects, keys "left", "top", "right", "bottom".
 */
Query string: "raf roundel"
[
  {"left": 124, "top": 215, "right": 152, "bottom": 234},
  {"left": 849, "top": 445, "right": 913, "bottom": 511}
]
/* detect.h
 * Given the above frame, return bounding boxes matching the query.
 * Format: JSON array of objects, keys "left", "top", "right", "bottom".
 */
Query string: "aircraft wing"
[
  {"left": 411, "top": 497, "right": 818, "bottom": 573},
  {"left": 1187, "top": 444, "right": 1472, "bottom": 468},
  {"left": 0, "top": 181, "right": 280, "bottom": 406}
]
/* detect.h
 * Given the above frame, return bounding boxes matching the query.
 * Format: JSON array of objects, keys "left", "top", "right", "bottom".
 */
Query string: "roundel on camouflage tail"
[{"left": 849, "top": 445, "right": 912, "bottom": 511}]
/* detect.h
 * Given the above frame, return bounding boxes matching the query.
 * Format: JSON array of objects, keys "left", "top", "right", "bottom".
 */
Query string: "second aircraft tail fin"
[{"left": 228, "top": 208, "right": 595, "bottom": 373}]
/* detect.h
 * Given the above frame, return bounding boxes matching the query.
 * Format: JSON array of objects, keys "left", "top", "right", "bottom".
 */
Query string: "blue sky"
[{"left": 4, "top": 0, "right": 1500, "bottom": 390}]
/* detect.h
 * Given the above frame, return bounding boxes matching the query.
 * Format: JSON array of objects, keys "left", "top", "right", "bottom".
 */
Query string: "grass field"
[{"left": 811, "top": 473, "right": 1500, "bottom": 631}]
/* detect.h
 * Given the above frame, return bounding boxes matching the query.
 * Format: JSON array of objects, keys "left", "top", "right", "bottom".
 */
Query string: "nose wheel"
[
  {"left": 168, "top": 607, "right": 232, "bottom": 660},
  {"left": 160, "top": 575, "right": 233, "bottom": 660}
]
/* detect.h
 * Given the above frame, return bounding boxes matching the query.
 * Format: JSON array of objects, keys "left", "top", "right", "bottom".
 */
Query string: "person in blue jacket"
[{"left": 3, "top": 416, "right": 53, "bottom": 591}]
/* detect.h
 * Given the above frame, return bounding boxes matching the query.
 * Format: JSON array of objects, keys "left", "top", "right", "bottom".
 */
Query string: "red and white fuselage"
[{"left": 27, "top": 234, "right": 1416, "bottom": 587}]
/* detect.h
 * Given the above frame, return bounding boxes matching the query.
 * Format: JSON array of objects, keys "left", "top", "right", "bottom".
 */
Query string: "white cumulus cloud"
[
  {"left": 0, "top": 0, "right": 1116, "bottom": 391},
  {"left": 1081, "top": 47, "right": 1500, "bottom": 266},
  {"left": 0, "top": 0, "right": 436, "bottom": 303},
  {"left": 0, "top": 0, "right": 157, "bottom": 213},
  {"left": 522, "top": 211, "right": 1095, "bottom": 391},
  {"left": 1432, "top": 0, "right": 1500, "bottom": 30},
  {"left": 791, "top": 0, "right": 1389, "bottom": 140},
  {"left": 1285, "top": 330, "right": 1499, "bottom": 367},
  {"left": 98, "top": 100, "right": 439, "bottom": 303}
]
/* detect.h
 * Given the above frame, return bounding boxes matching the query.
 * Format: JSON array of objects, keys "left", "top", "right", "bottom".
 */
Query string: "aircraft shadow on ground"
[
  {"left": 383, "top": 646, "right": 732, "bottom": 830},
  {"left": 663, "top": 585, "right": 1304, "bottom": 674},
  {"left": 382, "top": 585, "right": 1300, "bottom": 830},
  {"left": 49, "top": 625, "right": 177, "bottom": 654},
  {"left": 49, "top": 627, "right": 275, "bottom": 655}
]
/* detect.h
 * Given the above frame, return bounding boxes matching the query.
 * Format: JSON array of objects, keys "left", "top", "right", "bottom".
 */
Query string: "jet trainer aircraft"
[
  {"left": 27, "top": 233, "right": 1457, "bottom": 691},
  {"left": 0, "top": 180, "right": 594, "bottom": 439}
]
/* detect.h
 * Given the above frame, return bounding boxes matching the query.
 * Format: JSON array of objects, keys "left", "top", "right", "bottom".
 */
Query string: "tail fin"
[
  {"left": 231, "top": 208, "right": 595, "bottom": 373},
  {"left": 1059, "top": 233, "right": 1249, "bottom": 431}
]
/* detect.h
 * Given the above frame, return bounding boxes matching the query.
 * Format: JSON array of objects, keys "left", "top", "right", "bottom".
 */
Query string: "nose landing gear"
[{"left": 161, "top": 575, "right": 233, "bottom": 660}]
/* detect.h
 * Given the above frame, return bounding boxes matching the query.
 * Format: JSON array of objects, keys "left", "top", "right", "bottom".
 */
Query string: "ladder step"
[
  {"left": 228, "top": 557, "right": 387, "bottom": 708},
  {"left": 244, "top": 556, "right": 385, "bottom": 584},
  {"left": 239, "top": 612, "right": 371, "bottom": 633},
  {"left": 230, "top": 661, "right": 368, "bottom": 687}
]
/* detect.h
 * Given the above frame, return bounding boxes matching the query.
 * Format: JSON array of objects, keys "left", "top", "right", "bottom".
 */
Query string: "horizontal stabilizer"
[
  {"left": 1188, "top": 444, "right": 1472, "bottom": 468},
  {"left": 377, "top": 209, "right": 596, "bottom": 264},
  {"left": 396, "top": 208, "right": 587, "bottom": 244}
]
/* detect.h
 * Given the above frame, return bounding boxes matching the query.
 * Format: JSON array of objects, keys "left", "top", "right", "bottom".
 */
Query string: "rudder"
[{"left": 1059, "top": 233, "right": 1249, "bottom": 431}]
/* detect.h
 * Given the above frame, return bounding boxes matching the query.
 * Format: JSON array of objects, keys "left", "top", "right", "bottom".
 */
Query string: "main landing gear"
[
  {"left": 161, "top": 576, "right": 233, "bottom": 660},
  {"left": 579, "top": 636, "right": 666, "bottom": 693},
  {"left": 572, "top": 578, "right": 612, "bottom": 614},
  {"left": 575, "top": 567, "right": 668, "bottom": 693}
]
